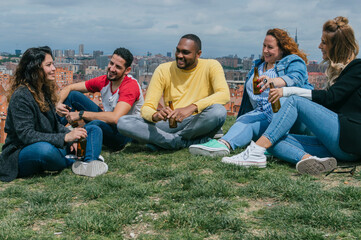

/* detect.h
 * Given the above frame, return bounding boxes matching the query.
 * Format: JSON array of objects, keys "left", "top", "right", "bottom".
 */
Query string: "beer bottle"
[
  {"left": 253, "top": 67, "right": 261, "bottom": 95},
  {"left": 168, "top": 101, "right": 177, "bottom": 128},
  {"left": 77, "top": 137, "right": 87, "bottom": 159},
  {"left": 71, "top": 121, "right": 79, "bottom": 128},
  {"left": 269, "top": 82, "right": 281, "bottom": 113},
  {"left": 68, "top": 112, "right": 86, "bottom": 159}
]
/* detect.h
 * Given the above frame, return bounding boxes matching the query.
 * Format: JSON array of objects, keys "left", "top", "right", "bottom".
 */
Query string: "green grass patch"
[{"left": 0, "top": 116, "right": 360, "bottom": 239}]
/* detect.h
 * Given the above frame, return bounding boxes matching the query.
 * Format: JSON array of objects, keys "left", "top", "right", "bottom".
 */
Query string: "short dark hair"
[
  {"left": 113, "top": 47, "right": 133, "bottom": 68},
  {"left": 181, "top": 34, "right": 202, "bottom": 51}
]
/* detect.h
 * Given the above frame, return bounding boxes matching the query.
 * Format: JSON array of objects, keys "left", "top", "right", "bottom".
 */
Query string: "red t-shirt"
[{"left": 85, "top": 75, "right": 141, "bottom": 112}]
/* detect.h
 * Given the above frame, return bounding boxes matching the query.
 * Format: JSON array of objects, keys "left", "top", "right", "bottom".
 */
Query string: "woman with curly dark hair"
[
  {"left": 190, "top": 28, "right": 313, "bottom": 158},
  {"left": 0, "top": 46, "right": 107, "bottom": 182}
]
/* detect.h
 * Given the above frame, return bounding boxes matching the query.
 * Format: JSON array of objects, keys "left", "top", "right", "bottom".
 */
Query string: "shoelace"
[{"left": 242, "top": 147, "right": 250, "bottom": 160}]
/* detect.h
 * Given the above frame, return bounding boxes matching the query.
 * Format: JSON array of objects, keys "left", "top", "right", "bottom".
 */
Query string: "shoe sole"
[
  {"left": 189, "top": 145, "right": 229, "bottom": 157},
  {"left": 213, "top": 133, "right": 224, "bottom": 139},
  {"left": 221, "top": 158, "right": 267, "bottom": 168},
  {"left": 296, "top": 157, "right": 337, "bottom": 175},
  {"left": 72, "top": 160, "right": 108, "bottom": 177}
]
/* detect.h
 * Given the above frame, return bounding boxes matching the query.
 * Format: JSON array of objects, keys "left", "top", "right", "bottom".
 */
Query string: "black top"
[
  {"left": 312, "top": 59, "right": 361, "bottom": 155},
  {"left": 0, "top": 86, "right": 70, "bottom": 182}
]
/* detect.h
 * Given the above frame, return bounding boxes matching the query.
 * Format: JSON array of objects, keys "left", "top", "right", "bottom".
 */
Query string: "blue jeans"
[
  {"left": 59, "top": 91, "right": 131, "bottom": 150},
  {"left": 222, "top": 110, "right": 269, "bottom": 150},
  {"left": 18, "top": 125, "right": 103, "bottom": 178},
  {"left": 117, "top": 104, "right": 227, "bottom": 150},
  {"left": 263, "top": 96, "right": 359, "bottom": 164},
  {"left": 222, "top": 102, "right": 311, "bottom": 150}
]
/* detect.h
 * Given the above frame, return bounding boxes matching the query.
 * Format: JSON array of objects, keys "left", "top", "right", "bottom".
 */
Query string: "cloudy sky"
[{"left": 1, "top": 0, "right": 361, "bottom": 62}]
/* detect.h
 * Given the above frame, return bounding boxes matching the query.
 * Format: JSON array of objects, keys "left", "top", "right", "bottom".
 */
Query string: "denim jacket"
[{"left": 237, "top": 54, "right": 313, "bottom": 117}]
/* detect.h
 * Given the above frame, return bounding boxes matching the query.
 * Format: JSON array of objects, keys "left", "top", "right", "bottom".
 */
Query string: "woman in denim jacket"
[
  {"left": 189, "top": 28, "right": 313, "bottom": 157},
  {"left": 221, "top": 16, "right": 360, "bottom": 174}
]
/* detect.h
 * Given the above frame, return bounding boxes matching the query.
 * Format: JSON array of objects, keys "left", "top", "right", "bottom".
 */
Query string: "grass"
[{"left": 1, "top": 116, "right": 361, "bottom": 239}]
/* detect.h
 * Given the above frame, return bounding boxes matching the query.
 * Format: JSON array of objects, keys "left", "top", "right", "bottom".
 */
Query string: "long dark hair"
[{"left": 8, "top": 46, "right": 58, "bottom": 112}]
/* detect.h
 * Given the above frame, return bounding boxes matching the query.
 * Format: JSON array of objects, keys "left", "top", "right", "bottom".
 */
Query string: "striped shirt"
[{"left": 246, "top": 62, "right": 278, "bottom": 122}]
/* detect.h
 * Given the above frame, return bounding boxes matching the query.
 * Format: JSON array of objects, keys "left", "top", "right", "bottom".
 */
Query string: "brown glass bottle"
[
  {"left": 269, "top": 82, "right": 281, "bottom": 113},
  {"left": 168, "top": 101, "right": 177, "bottom": 128},
  {"left": 77, "top": 137, "right": 87, "bottom": 159},
  {"left": 253, "top": 67, "right": 261, "bottom": 95},
  {"left": 71, "top": 121, "right": 79, "bottom": 128},
  {"left": 70, "top": 115, "right": 86, "bottom": 159}
]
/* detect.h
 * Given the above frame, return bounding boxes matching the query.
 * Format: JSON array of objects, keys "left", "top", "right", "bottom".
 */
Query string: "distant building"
[
  {"left": 0, "top": 65, "right": 12, "bottom": 75},
  {"left": 307, "top": 60, "right": 327, "bottom": 73},
  {"left": 242, "top": 58, "right": 253, "bottom": 71},
  {"left": 53, "top": 49, "right": 63, "bottom": 58},
  {"left": 0, "top": 71, "right": 11, "bottom": 87},
  {"left": 15, "top": 49, "right": 21, "bottom": 56},
  {"left": 93, "top": 50, "right": 104, "bottom": 59},
  {"left": 96, "top": 55, "right": 110, "bottom": 69},
  {"left": 167, "top": 52, "right": 172, "bottom": 58},
  {"left": 79, "top": 44, "right": 84, "bottom": 56},
  {"left": 224, "top": 84, "right": 244, "bottom": 116},
  {"left": 216, "top": 55, "right": 239, "bottom": 68},
  {"left": 0, "top": 83, "right": 8, "bottom": 143},
  {"left": 308, "top": 72, "right": 327, "bottom": 90},
  {"left": 64, "top": 49, "right": 75, "bottom": 58},
  {"left": 224, "top": 69, "right": 247, "bottom": 81},
  {"left": 55, "top": 67, "right": 73, "bottom": 90},
  {"left": 73, "top": 73, "right": 86, "bottom": 83}
]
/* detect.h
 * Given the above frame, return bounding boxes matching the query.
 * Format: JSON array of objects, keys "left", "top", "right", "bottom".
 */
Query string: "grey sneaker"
[
  {"left": 213, "top": 128, "right": 224, "bottom": 139},
  {"left": 189, "top": 139, "right": 230, "bottom": 157},
  {"left": 221, "top": 141, "right": 267, "bottom": 168},
  {"left": 296, "top": 156, "right": 337, "bottom": 175},
  {"left": 72, "top": 160, "right": 108, "bottom": 177}
]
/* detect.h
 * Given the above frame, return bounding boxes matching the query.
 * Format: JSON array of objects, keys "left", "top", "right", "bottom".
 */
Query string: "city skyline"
[{"left": 1, "top": 0, "right": 361, "bottom": 61}]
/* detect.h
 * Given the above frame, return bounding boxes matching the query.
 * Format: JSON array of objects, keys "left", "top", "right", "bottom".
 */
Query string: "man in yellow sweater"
[{"left": 117, "top": 34, "right": 230, "bottom": 150}]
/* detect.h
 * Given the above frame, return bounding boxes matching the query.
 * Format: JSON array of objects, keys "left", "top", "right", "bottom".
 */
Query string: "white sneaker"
[
  {"left": 65, "top": 154, "right": 77, "bottom": 159},
  {"left": 221, "top": 141, "right": 267, "bottom": 168},
  {"left": 72, "top": 160, "right": 108, "bottom": 177},
  {"left": 296, "top": 156, "right": 337, "bottom": 175}
]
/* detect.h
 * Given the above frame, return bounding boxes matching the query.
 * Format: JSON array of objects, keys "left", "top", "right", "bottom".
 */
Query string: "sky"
[{"left": 1, "top": 0, "right": 361, "bottom": 62}]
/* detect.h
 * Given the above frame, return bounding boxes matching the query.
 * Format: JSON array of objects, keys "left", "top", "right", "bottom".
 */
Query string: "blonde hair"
[{"left": 322, "top": 16, "right": 359, "bottom": 87}]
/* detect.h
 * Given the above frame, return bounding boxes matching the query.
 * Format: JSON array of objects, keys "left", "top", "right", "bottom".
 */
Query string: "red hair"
[{"left": 266, "top": 28, "right": 308, "bottom": 64}]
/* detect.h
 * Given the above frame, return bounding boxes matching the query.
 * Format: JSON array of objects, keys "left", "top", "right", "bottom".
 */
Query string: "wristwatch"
[{"left": 79, "top": 110, "right": 84, "bottom": 120}]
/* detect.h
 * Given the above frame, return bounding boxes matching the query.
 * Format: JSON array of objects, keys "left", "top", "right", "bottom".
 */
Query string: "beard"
[
  {"left": 176, "top": 57, "right": 196, "bottom": 70},
  {"left": 107, "top": 69, "right": 125, "bottom": 82}
]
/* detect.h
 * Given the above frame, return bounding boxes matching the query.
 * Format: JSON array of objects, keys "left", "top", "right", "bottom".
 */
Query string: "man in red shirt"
[{"left": 56, "top": 47, "right": 144, "bottom": 151}]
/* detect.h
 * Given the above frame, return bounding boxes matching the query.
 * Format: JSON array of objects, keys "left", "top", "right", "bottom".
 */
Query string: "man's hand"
[
  {"left": 152, "top": 107, "right": 173, "bottom": 122},
  {"left": 66, "top": 112, "right": 81, "bottom": 124},
  {"left": 56, "top": 103, "right": 70, "bottom": 117},
  {"left": 268, "top": 88, "right": 283, "bottom": 104},
  {"left": 168, "top": 104, "right": 198, "bottom": 123}
]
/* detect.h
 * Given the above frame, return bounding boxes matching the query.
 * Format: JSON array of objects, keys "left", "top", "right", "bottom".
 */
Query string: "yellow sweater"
[{"left": 141, "top": 59, "right": 230, "bottom": 122}]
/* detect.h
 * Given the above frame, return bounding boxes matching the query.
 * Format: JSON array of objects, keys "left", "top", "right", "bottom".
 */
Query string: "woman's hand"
[
  {"left": 268, "top": 88, "right": 283, "bottom": 104},
  {"left": 64, "top": 128, "right": 87, "bottom": 143},
  {"left": 69, "top": 142, "right": 77, "bottom": 154},
  {"left": 56, "top": 103, "right": 70, "bottom": 117},
  {"left": 258, "top": 76, "right": 287, "bottom": 92}
]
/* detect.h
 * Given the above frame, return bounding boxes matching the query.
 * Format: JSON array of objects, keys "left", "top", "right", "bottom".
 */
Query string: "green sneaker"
[{"left": 189, "top": 139, "right": 230, "bottom": 157}]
